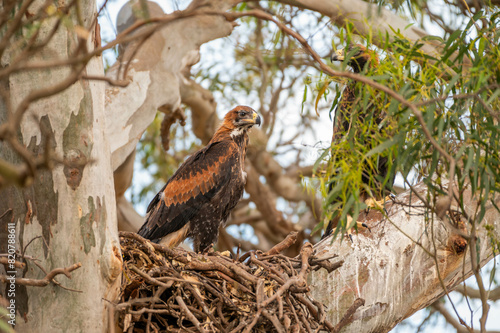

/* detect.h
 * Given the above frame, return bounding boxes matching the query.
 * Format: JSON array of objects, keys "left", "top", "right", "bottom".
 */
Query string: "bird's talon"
[
  {"left": 136, "top": 107, "right": 260, "bottom": 253},
  {"left": 202, "top": 243, "right": 215, "bottom": 254},
  {"left": 361, "top": 223, "right": 371, "bottom": 232}
]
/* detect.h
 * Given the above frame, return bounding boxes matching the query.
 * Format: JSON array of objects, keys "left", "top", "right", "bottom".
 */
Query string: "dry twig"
[
  {"left": 0, "top": 262, "right": 81, "bottom": 287},
  {"left": 117, "top": 231, "right": 346, "bottom": 332}
]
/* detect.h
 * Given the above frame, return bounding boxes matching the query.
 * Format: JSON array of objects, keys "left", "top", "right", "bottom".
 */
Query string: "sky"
[{"left": 96, "top": 1, "right": 500, "bottom": 331}]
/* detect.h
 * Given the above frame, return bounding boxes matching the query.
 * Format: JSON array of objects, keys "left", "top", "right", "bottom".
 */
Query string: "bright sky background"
[{"left": 97, "top": 1, "right": 500, "bottom": 331}]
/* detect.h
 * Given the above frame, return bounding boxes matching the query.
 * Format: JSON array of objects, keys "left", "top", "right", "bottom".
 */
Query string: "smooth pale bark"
[
  {"left": 107, "top": 0, "right": 444, "bottom": 231},
  {"left": 277, "top": 0, "right": 437, "bottom": 54},
  {"left": 104, "top": 1, "right": 235, "bottom": 230},
  {"left": 105, "top": 1, "right": 235, "bottom": 172},
  {"left": 107, "top": 1, "right": 323, "bottom": 230},
  {"left": 310, "top": 182, "right": 500, "bottom": 332},
  {"left": 98, "top": 2, "right": 499, "bottom": 330},
  {"left": 0, "top": 1, "right": 121, "bottom": 331}
]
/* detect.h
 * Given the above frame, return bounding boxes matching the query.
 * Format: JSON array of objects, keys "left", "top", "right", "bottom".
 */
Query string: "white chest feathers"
[{"left": 231, "top": 127, "right": 245, "bottom": 138}]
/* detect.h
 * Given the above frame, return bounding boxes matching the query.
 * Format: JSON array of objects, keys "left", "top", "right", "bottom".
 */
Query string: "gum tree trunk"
[
  {"left": 0, "top": 1, "right": 121, "bottom": 331},
  {"left": 310, "top": 183, "right": 500, "bottom": 332},
  {"left": 1, "top": 1, "right": 495, "bottom": 332}
]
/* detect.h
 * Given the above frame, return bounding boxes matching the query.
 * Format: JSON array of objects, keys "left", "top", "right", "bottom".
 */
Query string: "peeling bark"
[
  {"left": 105, "top": 2, "right": 234, "bottom": 172},
  {"left": 309, "top": 182, "right": 500, "bottom": 332},
  {"left": 107, "top": 1, "right": 323, "bottom": 234},
  {"left": 107, "top": 0, "right": 452, "bottom": 234},
  {"left": 106, "top": 1, "right": 235, "bottom": 231},
  {"left": 277, "top": 0, "right": 438, "bottom": 56},
  {"left": 98, "top": 3, "right": 498, "bottom": 330},
  {"left": 0, "top": 1, "right": 121, "bottom": 331}
]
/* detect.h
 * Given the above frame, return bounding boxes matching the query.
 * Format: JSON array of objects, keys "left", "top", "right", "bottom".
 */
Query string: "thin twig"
[
  {"left": 0, "top": 262, "right": 82, "bottom": 287},
  {"left": 176, "top": 296, "right": 206, "bottom": 333},
  {"left": 263, "top": 231, "right": 298, "bottom": 256}
]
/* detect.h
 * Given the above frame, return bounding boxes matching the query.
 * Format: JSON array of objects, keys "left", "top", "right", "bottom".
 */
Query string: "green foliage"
[
  {"left": 0, "top": 306, "right": 14, "bottom": 333},
  {"left": 317, "top": 12, "right": 500, "bottom": 234},
  {"left": 133, "top": 112, "right": 200, "bottom": 205}
]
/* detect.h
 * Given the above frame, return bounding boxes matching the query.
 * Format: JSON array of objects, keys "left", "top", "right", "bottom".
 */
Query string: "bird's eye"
[{"left": 239, "top": 111, "right": 247, "bottom": 117}]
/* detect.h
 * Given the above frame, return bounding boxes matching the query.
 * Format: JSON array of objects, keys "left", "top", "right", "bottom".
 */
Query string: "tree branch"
[
  {"left": 454, "top": 285, "right": 500, "bottom": 301},
  {"left": 274, "top": 0, "right": 470, "bottom": 69},
  {"left": 431, "top": 300, "right": 500, "bottom": 333},
  {"left": 0, "top": 263, "right": 82, "bottom": 287}
]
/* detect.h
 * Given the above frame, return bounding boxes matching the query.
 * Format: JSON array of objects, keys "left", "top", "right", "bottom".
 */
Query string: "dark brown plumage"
[
  {"left": 323, "top": 45, "right": 392, "bottom": 239},
  {"left": 138, "top": 106, "right": 261, "bottom": 252},
  {"left": 330, "top": 44, "right": 380, "bottom": 142}
]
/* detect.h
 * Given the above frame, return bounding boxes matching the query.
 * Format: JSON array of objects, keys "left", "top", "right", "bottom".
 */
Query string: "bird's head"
[
  {"left": 223, "top": 106, "right": 262, "bottom": 130},
  {"left": 331, "top": 44, "right": 378, "bottom": 73}
]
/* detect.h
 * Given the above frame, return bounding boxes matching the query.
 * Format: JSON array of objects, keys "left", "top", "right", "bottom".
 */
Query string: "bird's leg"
[
  {"left": 345, "top": 215, "right": 371, "bottom": 242},
  {"left": 200, "top": 243, "right": 215, "bottom": 254},
  {"left": 364, "top": 193, "right": 395, "bottom": 214}
]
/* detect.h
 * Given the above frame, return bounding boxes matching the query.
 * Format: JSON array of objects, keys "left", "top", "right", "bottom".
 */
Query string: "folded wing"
[{"left": 137, "top": 140, "right": 237, "bottom": 242}]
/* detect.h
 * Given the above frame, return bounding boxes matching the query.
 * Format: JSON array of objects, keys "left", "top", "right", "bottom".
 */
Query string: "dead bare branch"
[
  {"left": 264, "top": 231, "right": 299, "bottom": 256},
  {"left": 0, "top": 257, "right": 25, "bottom": 269},
  {"left": 431, "top": 300, "right": 500, "bottom": 333},
  {"left": 117, "top": 232, "right": 337, "bottom": 331},
  {"left": 0, "top": 262, "right": 82, "bottom": 287},
  {"left": 454, "top": 284, "right": 500, "bottom": 301}
]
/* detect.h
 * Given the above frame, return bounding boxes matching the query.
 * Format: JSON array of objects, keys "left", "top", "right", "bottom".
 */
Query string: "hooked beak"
[
  {"left": 331, "top": 49, "right": 345, "bottom": 62},
  {"left": 240, "top": 111, "right": 262, "bottom": 127},
  {"left": 254, "top": 112, "right": 262, "bottom": 126}
]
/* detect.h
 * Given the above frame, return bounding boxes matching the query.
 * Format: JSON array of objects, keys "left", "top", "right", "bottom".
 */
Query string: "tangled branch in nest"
[{"left": 117, "top": 232, "right": 356, "bottom": 332}]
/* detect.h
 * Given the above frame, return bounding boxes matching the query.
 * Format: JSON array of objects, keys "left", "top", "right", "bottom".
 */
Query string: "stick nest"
[{"left": 117, "top": 232, "right": 343, "bottom": 333}]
